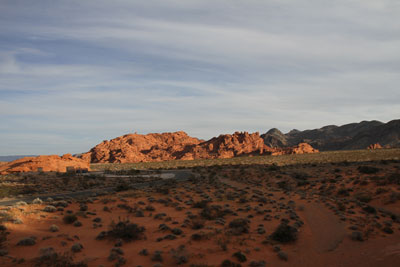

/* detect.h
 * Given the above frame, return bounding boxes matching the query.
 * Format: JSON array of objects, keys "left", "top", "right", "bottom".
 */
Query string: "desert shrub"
[
  {"left": 354, "top": 192, "right": 372, "bottom": 203},
  {"left": 267, "top": 164, "right": 280, "bottom": 171},
  {"left": 170, "top": 245, "right": 188, "bottom": 265},
  {"left": 385, "top": 192, "right": 400, "bottom": 204},
  {"left": 191, "top": 231, "right": 209, "bottom": 241},
  {"left": 270, "top": 223, "right": 297, "bottom": 243},
  {"left": 71, "top": 243, "right": 83, "bottom": 253},
  {"left": 63, "top": 214, "right": 78, "bottom": 224},
  {"left": 362, "top": 205, "right": 376, "bottom": 214},
  {"left": 43, "top": 206, "right": 57, "bottom": 213},
  {"left": 276, "top": 181, "right": 290, "bottom": 190},
  {"left": 151, "top": 250, "right": 163, "bottom": 262},
  {"left": 156, "top": 186, "right": 170, "bottom": 195},
  {"left": 192, "top": 200, "right": 209, "bottom": 209},
  {"left": 0, "top": 211, "right": 14, "bottom": 224},
  {"left": 232, "top": 251, "right": 247, "bottom": 262},
  {"left": 387, "top": 173, "right": 400, "bottom": 185},
  {"left": 106, "top": 218, "right": 145, "bottom": 241},
  {"left": 200, "top": 205, "right": 226, "bottom": 220},
  {"left": 115, "top": 182, "right": 131, "bottom": 192},
  {"left": 277, "top": 251, "right": 288, "bottom": 261},
  {"left": 382, "top": 226, "right": 394, "bottom": 234},
  {"left": 228, "top": 218, "right": 249, "bottom": 235},
  {"left": 249, "top": 261, "right": 266, "bottom": 267},
  {"left": 73, "top": 221, "right": 82, "bottom": 227},
  {"left": 0, "top": 225, "right": 8, "bottom": 248},
  {"left": 292, "top": 172, "right": 309, "bottom": 180},
  {"left": 358, "top": 166, "right": 380, "bottom": 174},
  {"left": 171, "top": 228, "right": 183, "bottom": 235},
  {"left": 34, "top": 247, "right": 87, "bottom": 267},
  {"left": 190, "top": 218, "right": 205, "bottom": 230},
  {"left": 375, "top": 187, "right": 388, "bottom": 195},
  {"left": 337, "top": 202, "right": 346, "bottom": 212},
  {"left": 17, "top": 237, "right": 36, "bottom": 246},
  {"left": 49, "top": 224, "right": 59, "bottom": 232},
  {"left": 337, "top": 188, "right": 350, "bottom": 197},
  {"left": 350, "top": 231, "right": 364, "bottom": 241},
  {"left": 139, "top": 248, "right": 148, "bottom": 256},
  {"left": 145, "top": 205, "right": 155, "bottom": 211},
  {"left": 221, "top": 259, "right": 241, "bottom": 267}
]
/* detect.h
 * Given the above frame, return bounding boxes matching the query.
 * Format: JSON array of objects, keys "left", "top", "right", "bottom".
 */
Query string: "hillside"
[{"left": 262, "top": 119, "right": 400, "bottom": 151}]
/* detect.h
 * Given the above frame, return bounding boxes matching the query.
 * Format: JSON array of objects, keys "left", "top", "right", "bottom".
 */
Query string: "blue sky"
[{"left": 1, "top": 0, "right": 399, "bottom": 155}]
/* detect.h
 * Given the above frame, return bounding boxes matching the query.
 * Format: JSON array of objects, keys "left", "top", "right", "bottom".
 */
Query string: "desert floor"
[{"left": 1, "top": 159, "right": 400, "bottom": 266}]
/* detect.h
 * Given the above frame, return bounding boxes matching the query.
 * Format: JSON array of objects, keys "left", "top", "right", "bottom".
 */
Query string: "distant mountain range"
[
  {"left": 0, "top": 155, "right": 37, "bottom": 162},
  {"left": 261, "top": 119, "right": 400, "bottom": 151}
]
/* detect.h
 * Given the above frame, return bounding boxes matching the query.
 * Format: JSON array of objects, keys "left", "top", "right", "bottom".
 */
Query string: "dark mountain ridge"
[{"left": 262, "top": 119, "right": 400, "bottom": 151}]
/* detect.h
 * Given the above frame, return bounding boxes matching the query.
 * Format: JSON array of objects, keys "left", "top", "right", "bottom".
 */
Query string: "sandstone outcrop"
[
  {"left": 179, "top": 131, "right": 275, "bottom": 160},
  {"left": 82, "top": 131, "right": 319, "bottom": 163},
  {"left": 272, "top": 143, "right": 319, "bottom": 155},
  {"left": 367, "top": 143, "right": 383, "bottom": 150},
  {"left": 0, "top": 154, "right": 90, "bottom": 175},
  {"left": 81, "top": 131, "right": 202, "bottom": 163}
]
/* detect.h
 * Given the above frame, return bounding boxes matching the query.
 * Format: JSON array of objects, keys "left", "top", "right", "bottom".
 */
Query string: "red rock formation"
[
  {"left": 82, "top": 131, "right": 277, "bottom": 163},
  {"left": 81, "top": 131, "right": 202, "bottom": 163},
  {"left": 81, "top": 131, "right": 320, "bottom": 164},
  {"left": 272, "top": 143, "right": 319, "bottom": 155},
  {"left": 367, "top": 143, "right": 383, "bottom": 150},
  {"left": 180, "top": 131, "right": 274, "bottom": 160},
  {"left": 0, "top": 154, "right": 90, "bottom": 175}
]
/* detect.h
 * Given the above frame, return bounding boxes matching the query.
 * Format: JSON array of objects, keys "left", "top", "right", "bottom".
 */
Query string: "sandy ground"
[{"left": 0, "top": 160, "right": 400, "bottom": 266}]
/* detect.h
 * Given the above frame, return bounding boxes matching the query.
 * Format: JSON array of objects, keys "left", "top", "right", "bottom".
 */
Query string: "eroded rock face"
[
  {"left": 81, "top": 131, "right": 202, "bottom": 163},
  {"left": 0, "top": 154, "right": 90, "bottom": 174},
  {"left": 81, "top": 131, "right": 319, "bottom": 163},
  {"left": 180, "top": 132, "right": 275, "bottom": 160},
  {"left": 367, "top": 143, "right": 383, "bottom": 150},
  {"left": 272, "top": 143, "right": 319, "bottom": 156},
  {"left": 82, "top": 131, "right": 278, "bottom": 163}
]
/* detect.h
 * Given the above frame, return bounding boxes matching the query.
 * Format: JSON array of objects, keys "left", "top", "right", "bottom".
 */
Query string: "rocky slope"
[
  {"left": 82, "top": 131, "right": 318, "bottom": 163},
  {"left": 0, "top": 154, "right": 90, "bottom": 175},
  {"left": 262, "top": 119, "right": 400, "bottom": 151},
  {"left": 81, "top": 131, "right": 202, "bottom": 163},
  {"left": 179, "top": 131, "right": 275, "bottom": 160}
]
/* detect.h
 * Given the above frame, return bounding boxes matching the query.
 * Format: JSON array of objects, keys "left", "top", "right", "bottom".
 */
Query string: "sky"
[{"left": 0, "top": 0, "right": 399, "bottom": 155}]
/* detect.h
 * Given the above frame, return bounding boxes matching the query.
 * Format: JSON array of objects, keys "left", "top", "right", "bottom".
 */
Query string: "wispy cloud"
[{"left": 0, "top": 0, "right": 399, "bottom": 155}]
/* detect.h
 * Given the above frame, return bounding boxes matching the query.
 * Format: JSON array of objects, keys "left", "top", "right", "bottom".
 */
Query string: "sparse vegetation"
[{"left": 34, "top": 247, "right": 87, "bottom": 267}]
